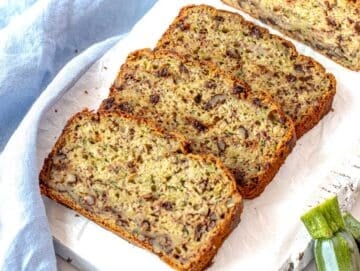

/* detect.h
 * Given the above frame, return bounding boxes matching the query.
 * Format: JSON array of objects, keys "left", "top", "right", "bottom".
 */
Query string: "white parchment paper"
[{"left": 36, "top": 0, "right": 360, "bottom": 270}]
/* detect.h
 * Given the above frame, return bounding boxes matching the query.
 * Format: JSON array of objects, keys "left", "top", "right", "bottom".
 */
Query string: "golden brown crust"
[
  {"left": 156, "top": 4, "right": 337, "bottom": 138},
  {"left": 221, "top": 0, "right": 360, "bottom": 71},
  {"left": 295, "top": 73, "right": 336, "bottom": 138},
  {"left": 103, "top": 48, "right": 297, "bottom": 198},
  {"left": 39, "top": 109, "right": 242, "bottom": 271}
]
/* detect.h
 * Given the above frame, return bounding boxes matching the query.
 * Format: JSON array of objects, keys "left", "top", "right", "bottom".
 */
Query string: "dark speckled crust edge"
[
  {"left": 101, "top": 48, "right": 297, "bottom": 199},
  {"left": 39, "top": 109, "right": 243, "bottom": 271},
  {"left": 155, "top": 4, "right": 337, "bottom": 138},
  {"left": 221, "top": 0, "right": 360, "bottom": 71}
]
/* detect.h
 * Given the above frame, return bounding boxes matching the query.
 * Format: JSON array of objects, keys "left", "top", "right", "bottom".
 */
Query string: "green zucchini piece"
[
  {"left": 314, "top": 231, "right": 360, "bottom": 271},
  {"left": 301, "top": 196, "right": 345, "bottom": 239},
  {"left": 344, "top": 212, "right": 360, "bottom": 242}
]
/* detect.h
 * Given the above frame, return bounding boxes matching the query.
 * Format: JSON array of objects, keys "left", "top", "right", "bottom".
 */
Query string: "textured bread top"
[
  {"left": 222, "top": 0, "right": 360, "bottom": 71},
  {"left": 101, "top": 49, "right": 295, "bottom": 198},
  {"left": 156, "top": 5, "right": 336, "bottom": 137},
  {"left": 40, "top": 110, "right": 242, "bottom": 271}
]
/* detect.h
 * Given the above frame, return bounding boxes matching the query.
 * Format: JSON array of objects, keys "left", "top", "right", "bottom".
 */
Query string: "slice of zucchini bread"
[
  {"left": 222, "top": 0, "right": 360, "bottom": 71},
  {"left": 100, "top": 49, "right": 296, "bottom": 198},
  {"left": 156, "top": 5, "right": 336, "bottom": 138},
  {"left": 40, "top": 110, "right": 242, "bottom": 271}
]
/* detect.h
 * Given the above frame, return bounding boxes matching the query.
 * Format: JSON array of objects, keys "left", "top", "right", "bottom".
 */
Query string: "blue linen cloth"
[{"left": 0, "top": 1, "right": 157, "bottom": 270}]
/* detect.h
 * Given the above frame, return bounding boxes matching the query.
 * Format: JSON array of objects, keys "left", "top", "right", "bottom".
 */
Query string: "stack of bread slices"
[{"left": 40, "top": 4, "right": 337, "bottom": 271}]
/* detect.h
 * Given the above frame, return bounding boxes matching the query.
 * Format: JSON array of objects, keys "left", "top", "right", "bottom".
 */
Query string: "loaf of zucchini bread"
[
  {"left": 156, "top": 5, "right": 336, "bottom": 138},
  {"left": 222, "top": 0, "right": 360, "bottom": 71},
  {"left": 100, "top": 49, "right": 295, "bottom": 198},
  {"left": 40, "top": 110, "right": 242, "bottom": 271}
]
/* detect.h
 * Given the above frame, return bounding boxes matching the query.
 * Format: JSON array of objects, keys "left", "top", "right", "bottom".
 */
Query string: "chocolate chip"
[
  {"left": 156, "top": 66, "right": 170, "bottom": 77},
  {"left": 325, "top": 1, "right": 332, "bottom": 10},
  {"left": 214, "top": 15, "right": 224, "bottom": 22},
  {"left": 127, "top": 161, "right": 136, "bottom": 171},
  {"left": 199, "top": 28, "right": 208, "bottom": 34},
  {"left": 239, "top": 125, "right": 249, "bottom": 139},
  {"left": 268, "top": 110, "right": 286, "bottom": 125},
  {"left": 194, "top": 94, "right": 202, "bottom": 104},
  {"left": 124, "top": 73, "right": 134, "bottom": 80},
  {"left": 207, "top": 212, "right": 217, "bottom": 229},
  {"left": 102, "top": 97, "right": 115, "bottom": 110},
  {"left": 179, "top": 63, "right": 189, "bottom": 73},
  {"left": 114, "top": 84, "right": 125, "bottom": 91},
  {"left": 104, "top": 206, "right": 119, "bottom": 215},
  {"left": 141, "top": 220, "right": 151, "bottom": 232},
  {"left": 143, "top": 193, "right": 158, "bottom": 201},
  {"left": 282, "top": 41, "right": 291, "bottom": 48},
  {"left": 129, "top": 128, "right": 135, "bottom": 138},
  {"left": 294, "top": 64, "right": 304, "bottom": 72},
  {"left": 326, "top": 17, "right": 337, "bottom": 27},
  {"left": 161, "top": 201, "right": 174, "bottom": 211},
  {"left": 217, "top": 139, "right": 227, "bottom": 152},
  {"left": 226, "top": 48, "right": 241, "bottom": 59},
  {"left": 266, "top": 17, "right": 277, "bottom": 26},
  {"left": 149, "top": 94, "right": 160, "bottom": 104},
  {"left": 355, "top": 22, "right": 360, "bottom": 35},
  {"left": 84, "top": 195, "right": 96, "bottom": 206},
  {"left": 204, "top": 94, "right": 227, "bottom": 111},
  {"left": 253, "top": 98, "right": 262, "bottom": 107},
  {"left": 233, "top": 85, "right": 246, "bottom": 94},
  {"left": 178, "top": 21, "right": 190, "bottom": 31},
  {"left": 299, "top": 75, "right": 313, "bottom": 82},
  {"left": 204, "top": 79, "right": 217, "bottom": 89},
  {"left": 286, "top": 74, "right": 297, "bottom": 82},
  {"left": 116, "top": 218, "right": 129, "bottom": 227},
  {"left": 194, "top": 224, "right": 206, "bottom": 241},
  {"left": 250, "top": 26, "right": 263, "bottom": 39},
  {"left": 145, "top": 144, "right": 153, "bottom": 154},
  {"left": 192, "top": 119, "right": 207, "bottom": 132},
  {"left": 118, "top": 102, "right": 133, "bottom": 113}
]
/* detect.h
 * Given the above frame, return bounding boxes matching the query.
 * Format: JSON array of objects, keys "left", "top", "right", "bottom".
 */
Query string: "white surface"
[{"left": 37, "top": 0, "right": 360, "bottom": 270}]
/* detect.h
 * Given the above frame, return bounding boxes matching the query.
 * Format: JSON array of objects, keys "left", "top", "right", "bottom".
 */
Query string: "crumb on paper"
[
  {"left": 54, "top": 109, "right": 58, "bottom": 113},
  {"left": 84, "top": 90, "right": 88, "bottom": 94},
  {"left": 75, "top": 214, "right": 80, "bottom": 217},
  {"left": 298, "top": 252, "right": 304, "bottom": 261},
  {"left": 103, "top": 66, "right": 108, "bottom": 70}
]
